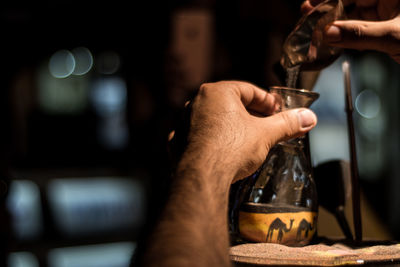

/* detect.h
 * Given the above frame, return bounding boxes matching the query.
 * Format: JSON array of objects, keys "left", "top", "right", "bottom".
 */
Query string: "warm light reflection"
[
  {"left": 168, "top": 130, "right": 175, "bottom": 141},
  {"left": 49, "top": 50, "right": 75, "bottom": 78},
  {"left": 72, "top": 47, "right": 93, "bottom": 76}
]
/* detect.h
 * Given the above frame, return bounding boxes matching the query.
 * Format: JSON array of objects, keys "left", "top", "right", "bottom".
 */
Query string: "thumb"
[
  {"left": 262, "top": 108, "right": 317, "bottom": 147},
  {"left": 323, "top": 19, "right": 398, "bottom": 54}
]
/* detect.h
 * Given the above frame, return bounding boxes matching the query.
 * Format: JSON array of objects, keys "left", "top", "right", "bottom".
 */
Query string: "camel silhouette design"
[
  {"left": 296, "top": 216, "right": 317, "bottom": 241},
  {"left": 266, "top": 218, "right": 294, "bottom": 242}
]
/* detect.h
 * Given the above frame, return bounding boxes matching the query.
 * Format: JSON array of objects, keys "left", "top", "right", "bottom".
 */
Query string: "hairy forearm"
[{"left": 142, "top": 146, "right": 234, "bottom": 267}]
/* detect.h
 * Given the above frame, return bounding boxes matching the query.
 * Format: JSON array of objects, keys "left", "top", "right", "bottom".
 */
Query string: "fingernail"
[
  {"left": 324, "top": 25, "right": 342, "bottom": 42},
  {"left": 298, "top": 109, "right": 316, "bottom": 129}
]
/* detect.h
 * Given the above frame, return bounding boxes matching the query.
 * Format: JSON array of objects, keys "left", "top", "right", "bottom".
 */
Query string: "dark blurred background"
[{"left": 1, "top": 0, "right": 400, "bottom": 266}]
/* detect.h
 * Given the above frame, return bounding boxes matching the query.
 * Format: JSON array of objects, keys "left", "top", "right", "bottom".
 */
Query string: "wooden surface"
[{"left": 230, "top": 238, "right": 400, "bottom": 266}]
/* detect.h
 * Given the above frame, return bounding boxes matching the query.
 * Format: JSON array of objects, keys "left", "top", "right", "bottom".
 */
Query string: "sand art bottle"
[{"left": 238, "top": 86, "right": 319, "bottom": 246}]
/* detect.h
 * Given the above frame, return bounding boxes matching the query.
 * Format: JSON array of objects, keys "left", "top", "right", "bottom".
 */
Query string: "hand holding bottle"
[
  {"left": 140, "top": 81, "right": 317, "bottom": 267},
  {"left": 302, "top": 0, "right": 400, "bottom": 63},
  {"left": 183, "top": 81, "right": 317, "bottom": 184}
]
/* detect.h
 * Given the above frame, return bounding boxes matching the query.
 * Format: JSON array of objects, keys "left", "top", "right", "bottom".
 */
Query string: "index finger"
[{"left": 228, "top": 81, "right": 278, "bottom": 116}]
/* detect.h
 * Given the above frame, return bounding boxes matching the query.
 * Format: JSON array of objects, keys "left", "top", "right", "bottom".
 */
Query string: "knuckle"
[
  {"left": 353, "top": 24, "right": 365, "bottom": 38},
  {"left": 198, "top": 83, "right": 217, "bottom": 99},
  {"left": 199, "top": 83, "right": 211, "bottom": 94},
  {"left": 199, "top": 81, "right": 236, "bottom": 100},
  {"left": 199, "top": 82, "right": 224, "bottom": 94}
]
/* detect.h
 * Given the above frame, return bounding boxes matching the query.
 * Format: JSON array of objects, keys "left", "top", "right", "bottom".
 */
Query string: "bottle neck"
[{"left": 278, "top": 136, "right": 305, "bottom": 148}]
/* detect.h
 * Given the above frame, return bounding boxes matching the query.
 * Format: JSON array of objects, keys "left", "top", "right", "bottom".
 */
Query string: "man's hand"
[
  {"left": 140, "top": 81, "right": 317, "bottom": 267},
  {"left": 186, "top": 81, "right": 317, "bottom": 184},
  {"left": 302, "top": 0, "right": 400, "bottom": 63}
]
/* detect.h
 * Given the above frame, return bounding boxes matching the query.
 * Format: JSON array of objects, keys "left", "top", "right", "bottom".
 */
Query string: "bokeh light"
[
  {"left": 47, "top": 178, "right": 144, "bottom": 236},
  {"left": 49, "top": 50, "right": 75, "bottom": 78},
  {"left": 96, "top": 51, "right": 121, "bottom": 75},
  {"left": 90, "top": 77, "right": 127, "bottom": 116},
  {"left": 8, "top": 252, "right": 39, "bottom": 267},
  {"left": 6, "top": 180, "right": 43, "bottom": 240},
  {"left": 72, "top": 47, "right": 93, "bottom": 76},
  {"left": 38, "top": 62, "right": 89, "bottom": 114},
  {"left": 358, "top": 114, "right": 386, "bottom": 138},
  {"left": 48, "top": 242, "right": 135, "bottom": 267},
  {"left": 359, "top": 55, "right": 386, "bottom": 90},
  {"left": 355, "top": 89, "right": 381, "bottom": 119}
]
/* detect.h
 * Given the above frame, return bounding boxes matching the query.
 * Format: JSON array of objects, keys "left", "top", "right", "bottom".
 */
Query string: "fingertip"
[
  {"left": 301, "top": 1, "right": 314, "bottom": 14},
  {"left": 301, "top": 0, "right": 327, "bottom": 14},
  {"left": 297, "top": 109, "right": 317, "bottom": 130},
  {"left": 263, "top": 108, "right": 317, "bottom": 146},
  {"left": 324, "top": 24, "right": 342, "bottom": 42}
]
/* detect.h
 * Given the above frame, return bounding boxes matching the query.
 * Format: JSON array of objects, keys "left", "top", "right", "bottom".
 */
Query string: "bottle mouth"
[
  {"left": 269, "top": 86, "right": 319, "bottom": 109},
  {"left": 269, "top": 86, "right": 320, "bottom": 98}
]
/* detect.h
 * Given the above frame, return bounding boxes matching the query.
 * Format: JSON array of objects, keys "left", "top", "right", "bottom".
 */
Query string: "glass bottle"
[
  {"left": 281, "top": 0, "right": 345, "bottom": 71},
  {"left": 237, "top": 86, "right": 319, "bottom": 246}
]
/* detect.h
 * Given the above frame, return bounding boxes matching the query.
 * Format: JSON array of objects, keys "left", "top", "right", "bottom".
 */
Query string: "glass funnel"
[{"left": 237, "top": 86, "right": 319, "bottom": 246}]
